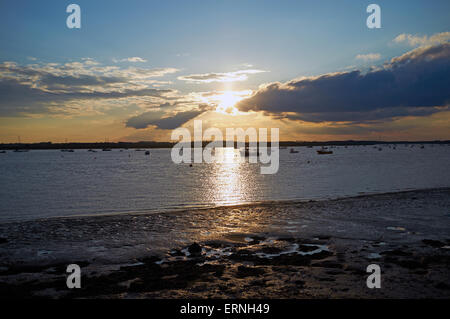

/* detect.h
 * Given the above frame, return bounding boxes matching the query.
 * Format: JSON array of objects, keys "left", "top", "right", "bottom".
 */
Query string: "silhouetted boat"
[
  {"left": 317, "top": 147, "right": 333, "bottom": 155},
  {"left": 14, "top": 149, "right": 29, "bottom": 153},
  {"left": 145, "top": 151, "right": 150, "bottom": 155},
  {"left": 290, "top": 148, "right": 299, "bottom": 154},
  {"left": 102, "top": 148, "right": 112, "bottom": 152},
  {"left": 0, "top": 151, "right": 6, "bottom": 154}
]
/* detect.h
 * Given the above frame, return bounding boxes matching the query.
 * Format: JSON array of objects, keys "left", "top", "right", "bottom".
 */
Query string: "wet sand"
[{"left": 0, "top": 188, "right": 449, "bottom": 298}]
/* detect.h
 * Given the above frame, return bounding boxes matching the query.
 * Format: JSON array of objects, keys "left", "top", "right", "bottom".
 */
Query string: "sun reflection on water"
[{"left": 207, "top": 147, "right": 252, "bottom": 206}]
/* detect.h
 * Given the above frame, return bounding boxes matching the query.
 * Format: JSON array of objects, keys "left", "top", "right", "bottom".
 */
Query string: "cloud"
[
  {"left": 0, "top": 59, "right": 178, "bottom": 116},
  {"left": 236, "top": 43, "right": 450, "bottom": 123},
  {"left": 126, "top": 104, "right": 211, "bottom": 129},
  {"left": 113, "top": 57, "right": 148, "bottom": 63},
  {"left": 394, "top": 31, "right": 450, "bottom": 47},
  {"left": 178, "top": 69, "right": 266, "bottom": 83},
  {"left": 355, "top": 53, "right": 381, "bottom": 62}
]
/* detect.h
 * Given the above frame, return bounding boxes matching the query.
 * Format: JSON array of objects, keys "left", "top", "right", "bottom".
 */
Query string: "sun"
[{"left": 214, "top": 90, "right": 251, "bottom": 115}]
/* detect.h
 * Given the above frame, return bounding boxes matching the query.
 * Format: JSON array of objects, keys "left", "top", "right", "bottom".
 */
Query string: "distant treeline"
[{"left": 0, "top": 140, "right": 449, "bottom": 150}]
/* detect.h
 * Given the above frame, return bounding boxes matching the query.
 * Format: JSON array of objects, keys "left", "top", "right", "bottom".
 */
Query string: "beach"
[{"left": 0, "top": 188, "right": 449, "bottom": 299}]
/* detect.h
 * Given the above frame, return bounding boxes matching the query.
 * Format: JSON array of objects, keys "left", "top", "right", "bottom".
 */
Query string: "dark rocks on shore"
[{"left": 188, "top": 242, "right": 202, "bottom": 255}]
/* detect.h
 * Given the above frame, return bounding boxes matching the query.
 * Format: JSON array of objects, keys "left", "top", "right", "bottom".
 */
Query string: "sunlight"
[{"left": 214, "top": 91, "right": 251, "bottom": 115}]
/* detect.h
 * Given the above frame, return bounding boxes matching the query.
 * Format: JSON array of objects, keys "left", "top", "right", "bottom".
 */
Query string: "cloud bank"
[
  {"left": 0, "top": 59, "right": 178, "bottom": 116},
  {"left": 236, "top": 43, "right": 450, "bottom": 123}
]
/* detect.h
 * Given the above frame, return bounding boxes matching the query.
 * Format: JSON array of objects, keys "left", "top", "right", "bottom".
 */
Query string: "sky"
[{"left": 0, "top": 0, "right": 449, "bottom": 142}]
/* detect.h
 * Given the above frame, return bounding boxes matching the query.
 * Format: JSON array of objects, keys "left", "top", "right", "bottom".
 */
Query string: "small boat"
[
  {"left": 317, "top": 147, "right": 333, "bottom": 155},
  {"left": 290, "top": 148, "right": 299, "bottom": 154},
  {"left": 61, "top": 149, "right": 74, "bottom": 152},
  {"left": 145, "top": 151, "right": 150, "bottom": 155},
  {"left": 102, "top": 148, "right": 112, "bottom": 152},
  {"left": 420, "top": 145, "right": 425, "bottom": 149},
  {"left": 88, "top": 149, "right": 97, "bottom": 153},
  {"left": 0, "top": 151, "right": 6, "bottom": 154},
  {"left": 14, "top": 149, "right": 29, "bottom": 153}
]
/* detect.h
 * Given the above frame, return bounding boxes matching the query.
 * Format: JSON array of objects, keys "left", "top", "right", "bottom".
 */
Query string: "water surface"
[{"left": 0, "top": 145, "right": 449, "bottom": 221}]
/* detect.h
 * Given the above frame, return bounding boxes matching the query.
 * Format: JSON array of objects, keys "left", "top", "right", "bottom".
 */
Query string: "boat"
[
  {"left": 145, "top": 151, "right": 150, "bottom": 155},
  {"left": 0, "top": 151, "right": 6, "bottom": 154},
  {"left": 102, "top": 148, "right": 112, "bottom": 152},
  {"left": 317, "top": 147, "right": 333, "bottom": 155},
  {"left": 61, "top": 149, "right": 74, "bottom": 152},
  {"left": 290, "top": 148, "right": 299, "bottom": 154},
  {"left": 14, "top": 149, "right": 29, "bottom": 153}
]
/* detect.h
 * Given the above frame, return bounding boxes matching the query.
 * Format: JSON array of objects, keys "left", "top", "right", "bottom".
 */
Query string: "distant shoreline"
[{"left": 1, "top": 140, "right": 449, "bottom": 150}]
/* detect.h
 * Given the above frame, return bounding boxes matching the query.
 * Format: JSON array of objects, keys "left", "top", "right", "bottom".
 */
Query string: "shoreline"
[
  {"left": 0, "top": 188, "right": 449, "bottom": 298},
  {"left": 1, "top": 186, "right": 449, "bottom": 224}
]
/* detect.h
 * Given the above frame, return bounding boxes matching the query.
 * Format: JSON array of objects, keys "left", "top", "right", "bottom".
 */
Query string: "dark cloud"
[
  {"left": 236, "top": 43, "right": 450, "bottom": 122},
  {"left": 0, "top": 77, "right": 172, "bottom": 116},
  {"left": 126, "top": 109, "right": 204, "bottom": 130},
  {"left": 126, "top": 103, "right": 212, "bottom": 130}
]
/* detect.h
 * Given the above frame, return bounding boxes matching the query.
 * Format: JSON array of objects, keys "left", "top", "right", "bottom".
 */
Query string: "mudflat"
[{"left": 0, "top": 188, "right": 449, "bottom": 298}]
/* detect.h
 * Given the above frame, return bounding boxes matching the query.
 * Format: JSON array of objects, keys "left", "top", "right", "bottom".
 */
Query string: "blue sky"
[
  {"left": 2, "top": 1, "right": 449, "bottom": 87},
  {"left": 0, "top": 1, "right": 449, "bottom": 142}
]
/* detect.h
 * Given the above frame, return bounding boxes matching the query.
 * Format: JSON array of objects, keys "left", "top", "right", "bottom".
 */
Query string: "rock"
[{"left": 188, "top": 242, "right": 202, "bottom": 255}]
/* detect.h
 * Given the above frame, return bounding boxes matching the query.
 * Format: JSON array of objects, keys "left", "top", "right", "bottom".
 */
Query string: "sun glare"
[{"left": 214, "top": 91, "right": 251, "bottom": 115}]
